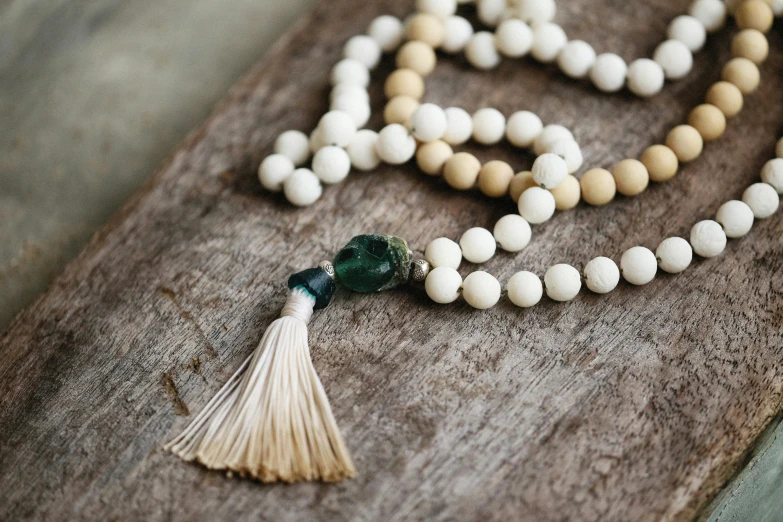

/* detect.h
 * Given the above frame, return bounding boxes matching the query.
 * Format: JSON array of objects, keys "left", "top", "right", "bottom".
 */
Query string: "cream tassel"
[{"left": 165, "top": 288, "right": 355, "bottom": 483}]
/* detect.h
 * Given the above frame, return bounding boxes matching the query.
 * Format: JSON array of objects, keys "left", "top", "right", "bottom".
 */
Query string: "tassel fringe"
[{"left": 165, "top": 288, "right": 355, "bottom": 483}]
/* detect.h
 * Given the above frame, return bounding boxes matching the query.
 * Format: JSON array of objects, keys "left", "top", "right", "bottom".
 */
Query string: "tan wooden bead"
[
  {"left": 722, "top": 57, "right": 760, "bottom": 94},
  {"left": 549, "top": 174, "right": 581, "bottom": 210},
  {"left": 580, "top": 168, "right": 616, "bottom": 206},
  {"left": 384, "top": 69, "right": 425, "bottom": 100},
  {"left": 443, "top": 152, "right": 481, "bottom": 190},
  {"left": 705, "top": 81, "right": 744, "bottom": 118},
  {"left": 396, "top": 41, "right": 437, "bottom": 77},
  {"left": 509, "top": 171, "right": 537, "bottom": 202},
  {"left": 416, "top": 140, "right": 453, "bottom": 176},
  {"left": 666, "top": 125, "right": 704, "bottom": 163},
  {"left": 735, "top": 0, "right": 774, "bottom": 32},
  {"left": 478, "top": 160, "right": 514, "bottom": 198},
  {"left": 731, "top": 29, "right": 769, "bottom": 64},
  {"left": 405, "top": 14, "right": 445, "bottom": 48},
  {"left": 640, "top": 145, "right": 679, "bottom": 182},
  {"left": 688, "top": 104, "right": 726, "bottom": 142},
  {"left": 612, "top": 159, "right": 649, "bottom": 196},
  {"left": 384, "top": 95, "right": 420, "bottom": 125}
]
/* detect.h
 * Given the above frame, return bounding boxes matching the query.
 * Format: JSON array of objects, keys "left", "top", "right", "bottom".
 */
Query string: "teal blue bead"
[
  {"left": 287, "top": 268, "right": 335, "bottom": 309},
  {"left": 333, "top": 234, "right": 412, "bottom": 293}
]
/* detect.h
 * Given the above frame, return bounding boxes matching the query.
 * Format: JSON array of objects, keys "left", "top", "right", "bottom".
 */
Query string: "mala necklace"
[{"left": 165, "top": 0, "right": 783, "bottom": 483}]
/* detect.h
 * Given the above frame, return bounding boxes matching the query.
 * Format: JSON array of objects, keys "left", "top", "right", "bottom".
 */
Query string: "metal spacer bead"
[
  {"left": 410, "top": 259, "right": 431, "bottom": 283},
  {"left": 318, "top": 260, "right": 336, "bottom": 279}
]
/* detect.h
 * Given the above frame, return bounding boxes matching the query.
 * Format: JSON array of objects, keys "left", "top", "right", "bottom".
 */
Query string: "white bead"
[
  {"left": 544, "top": 264, "right": 581, "bottom": 302},
  {"left": 777, "top": 137, "right": 783, "bottom": 159},
  {"left": 425, "top": 266, "right": 463, "bottom": 304},
  {"left": 312, "top": 146, "right": 351, "bottom": 184},
  {"left": 330, "top": 95, "right": 371, "bottom": 128},
  {"left": 258, "top": 154, "right": 294, "bottom": 192},
  {"left": 441, "top": 16, "right": 474, "bottom": 53},
  {"left": 761, "top": 158, "right": 783, "bottom": 194},
  {"left": 716, "top": 200, "right": 754, "bottom": 238},
  {"left": 530, "top": 23, "right": 567, "bottom": 63},
  {"left": 656, "top": 237, "right": 692, "bottom": 273},
  {"left": 410, "top": 103, "right": 448, "bottom": 142},
  {"left": 507, "top": 271, "right": 543, "bottom": 307},
  {"left": 517, "top": 0, "right": 556, "bottom": 23},
  {"left": 459, "top": 227, "right": 497, "bottom": 264},
  {"left": 590, "top": 53, "right": 628, "bottom": 93},
  {"left": 343, "top": 35, "right": 382, "bottom": 69},
  {"left": 425, "top": 237, "right": 462, "bottom": 269},
  {"left": 583, "top": 256, "right": 620, "bottom": 294},
  {"left": 462, "top": 271, "right": 501, "bottom": 309},
  {"left": 330, "top": 83, "right": 370, "bottom": 104},
  {"left": 330, "top": 58, "right": 370, "bottom": 87},
  {"left": 274, "top": 130, "right": 310, "bottom": 166},
  {"left": 626, "top": 59, "right": 665, "bottom": 98},
  {"left": 346, "top": 130, "right": 380, "bottom": 171},
  {"left": 547, "top": 139, "right": 583, "bottom": 174},
  {"left": 318, "top": 110, "right": 357, "bottom": 147},
  {"left": 472, "top": 108, "right": 506, "bottom": 145},
  {"left": 309, "top": 128, "right": 327, "bottom": 153},
  {"left": 772, "top": 0, "right": 783, "bottom": 16},
  {"left": 443, "top": 107, "right": 473, "bottom": 145},
  {"left": 557, "top": 40, "right": 596, "bottom": 79},
  {"left": 283, "top": 168, "right": 322, "bottom": 206},
  {"left": 494, "top": 19, "right": 533, "bottom": 58},
  {"left": 689, "top": 0, "right": 726, "bottom": 33},
  {"left": 620, "top": 246, "right": 657, "bottom": 285},
  {"left": 690, "top": 220, "right": 726, "bottom": 258},
  {"left": 416, "top": 0, "right": 457, "bottom": 18},
  {"left": 493, "top": 214, "right": 531, "bottom": 252},
  {"left": 533, "top": 124, "right": 574, "bottom": 156},
  {"left": 368, "top": 15, "right": 404, "bottom": 53},
  {"left": 477, "top": 0, "right": 506, "bottom": 26},
  {"left": 653, "top": 40, "right": 693, "bottom": 80},
  {"left": 532, "top": 153, "right": 568, "bottom": 189},
  {"left": 465, "top": 32, "right": 501, "bottom": 70},
  {"left": 518, "top": 187, "right": 556, "bottom": 224},
  {"left": 668, "top": 15, "right": 706, "bottom": 52},
  {"left": 375, "top": 124, "right": 416, "bottom": 165},
  {"left": 506, "top": 111, "right": 543, "bottom": 148},
  {"left": 743, "top": 183, "right": 780, "bottom": 219}
]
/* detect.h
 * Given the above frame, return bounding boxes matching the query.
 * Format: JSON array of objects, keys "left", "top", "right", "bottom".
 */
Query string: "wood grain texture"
[{"left": 1, "top": 1, "right": 783, "bottom": 520}]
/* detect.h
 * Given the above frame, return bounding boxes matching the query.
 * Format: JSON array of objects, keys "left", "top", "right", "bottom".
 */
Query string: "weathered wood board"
[{"left": 1, "top": 0, "right": 783, "bottom": 520}]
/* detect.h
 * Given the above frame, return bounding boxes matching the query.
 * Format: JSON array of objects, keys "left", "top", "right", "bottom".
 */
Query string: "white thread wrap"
[{"left": 280, "top": 288, "right": 315, "bottom": 324}]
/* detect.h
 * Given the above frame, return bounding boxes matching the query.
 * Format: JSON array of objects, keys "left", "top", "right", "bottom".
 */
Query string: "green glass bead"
[
  {"left": 287, "top": 267, "right": 336, "bottom": 310},
  {"left": 333, "top": 234, "right": 412, "bottom": 293}
]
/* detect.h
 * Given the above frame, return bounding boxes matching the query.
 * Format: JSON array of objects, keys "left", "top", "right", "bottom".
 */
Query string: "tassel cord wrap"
[{"left": 164, "top": 287, "right": 355, "bottom": 483}]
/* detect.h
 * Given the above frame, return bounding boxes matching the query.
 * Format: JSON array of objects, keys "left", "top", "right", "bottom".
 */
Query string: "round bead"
[
  {"left": 558, "top": 40, "right": 596, "bottom": 79},
  {"left": 548, "top": 139, "right": 584, "bottom": 174},
  {"left": 590, "top": 53, "right": 627, "bottom": 93},
  {"left": 472, "top": 108, "right": 506, "bottom": 145},
  {"left": 344, "top": 35, "right": 382, "bottom": 69},
  {"left": 477, "top": 0, "right": 506, "bottom": 26},
  {"left": 318, "top": 110, "right": 357, "bottom": 147},
  {"left": 544, "top": 264, "right": 581, "bottom": 302},
  {"left": 368, "top": 15, "right": 404, "bottom": 52},
  {"left": 494, "top": 19, "right": 533, "bottom": 58},
  {"left": 396, "top": 41, "right": 437, "bottom": 76},
  {"left": 517, "top": 0, "right": 557, "bottom": 23},
  {"left": 533, "top": 124, "right": 575, "bottom": 156},
  {"left": 742, "top": 182, "right": 780, "bottom": 218},
  {"left": 462, "top": 271, "right": 501, "bottom": 309},
  {"left": 417, "top": 0, "right": 458, "bottom": 18},
  {"left": 493, "top": 214, "right": 531, "bottom": 252},
  {"left": 549, "top": 174, "right": 581, "bottom": 210},
  {"left": 530, "top": 23, "right": 567, "bottom": 63},
  {"left": 580, "top": 168, "right": 616, "bottom": 206},
  {"left": 688, "top": 104, "right": 726, "bottom": 142},
  {"left": 465, "top": 32, "right": 501, "bottom": 70},
  {"left": 330, "top": 83, "right": 369, "bottom": 104},
  {"left": 274, "top": 130, "right": 310, "bottom": 166},
  {"left": 722, "top": 58, "right": 760, "bottom": 94},
  {"left": 716, "top": 200, "right": 755, "bottom": 238},
  {"left": 312, "top": 146, "right": 351, "bottom": 184},
  {"left": 735, "top": 0, "right": 774, "bottom": 32},
  {"left": 478, "top": 160, "right": 514, "bottom": 197},
  {"left": 627, "top": 59, "right": 665, "bottom": 98},
  {"left": 689, "top": 0, "right": 727, "bottom": 32},
  {"left": 518, "top": 187, "right": 556, "bottom": 224},
  {"left": 532, "top": 153, "right": 568, "bottom": 189},
  {"left": 761, "top": 158, "right": 783, "bottom": 193},
  {"left": 507, "top": 271, "right": 543, "bottom": 307},
  {"left": 384, "top": 95, "right": 420, "bottom": 126},
  {"left": 406, "top": 13, "right": 445, "bottom": 48},
  {"left": 444, "top": 152, "right": 481, "bottom": 190},
  {"left": 620, "top": 246, "right": 657, "bottom": 285},
  {"left": 705, "top": 81, "right": 744, "bottom": 118},
  {"left": 666, "top": 125, "right": 703, "bottom": 163},
  {"left": 584, "top": 256, "right": 620, "bottom": 294},
  {"left": 460, "top": 227, "right": 496, "bottom": 264},
  {"left": 690, "top": 220, "right": 727, "bottom": 257},
  {"left": 330, "top": 59, "right": 370, "bottom": 87},
  {"left": 506, "top": 111, "right": 543, "bottom": 148},
  {"left": 668, "top": 15, "right": 706, "bottom": 52},
  {"left": 258, "top": 154, "right": 294, "bottom": 192},
  {"left": 283, "top": 168, "right": 322, "bottom": 206},
  {"left": 385, "top": 68, "right": 425, "bottom": 100},
  {"left": 425, "top": 267, "right": 463, "bottom": 304},
  {"left": 640, "top": 145, "right": 678, "bottom": 182},
  {"left": 376, "top": 124, "right": 416, "bottom": 165},
  {"left": 416, "top": 140, "right": 453, "bottom": 175},
  {"left": 410, "top": 103, "right": 448, "bottom": 142},
  {"left": 443, "top": 107, "right": 473, "bottom": 145},
  {"left": 441, "top": 16, "right": 474, "bottom": 53},
  {"left": 772, "top": 0, "right": 783, "bottom": 16},
  {"left": 612, "top": 159, "right": 649, "bottom": 196},
  {"left": 653, "top": 39, "right": 693, "bottom": 80},
  {"left": 330, "top": 95, "right": 371, "bottom": 128},
  {"left": 509, "top": 171, "right": 537, "bottom": 202},
  {"left": 656, "top": 237, "right": 692, "bottom": 273},
  {"left": 425, "top": 237, "right": 462, "bottom": 269},
  {"left": 346, "top": 130, "right": 380, "bottom": 171},
  {"left": 732, "top": 29, "right": 769, "bottom": 64}
]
